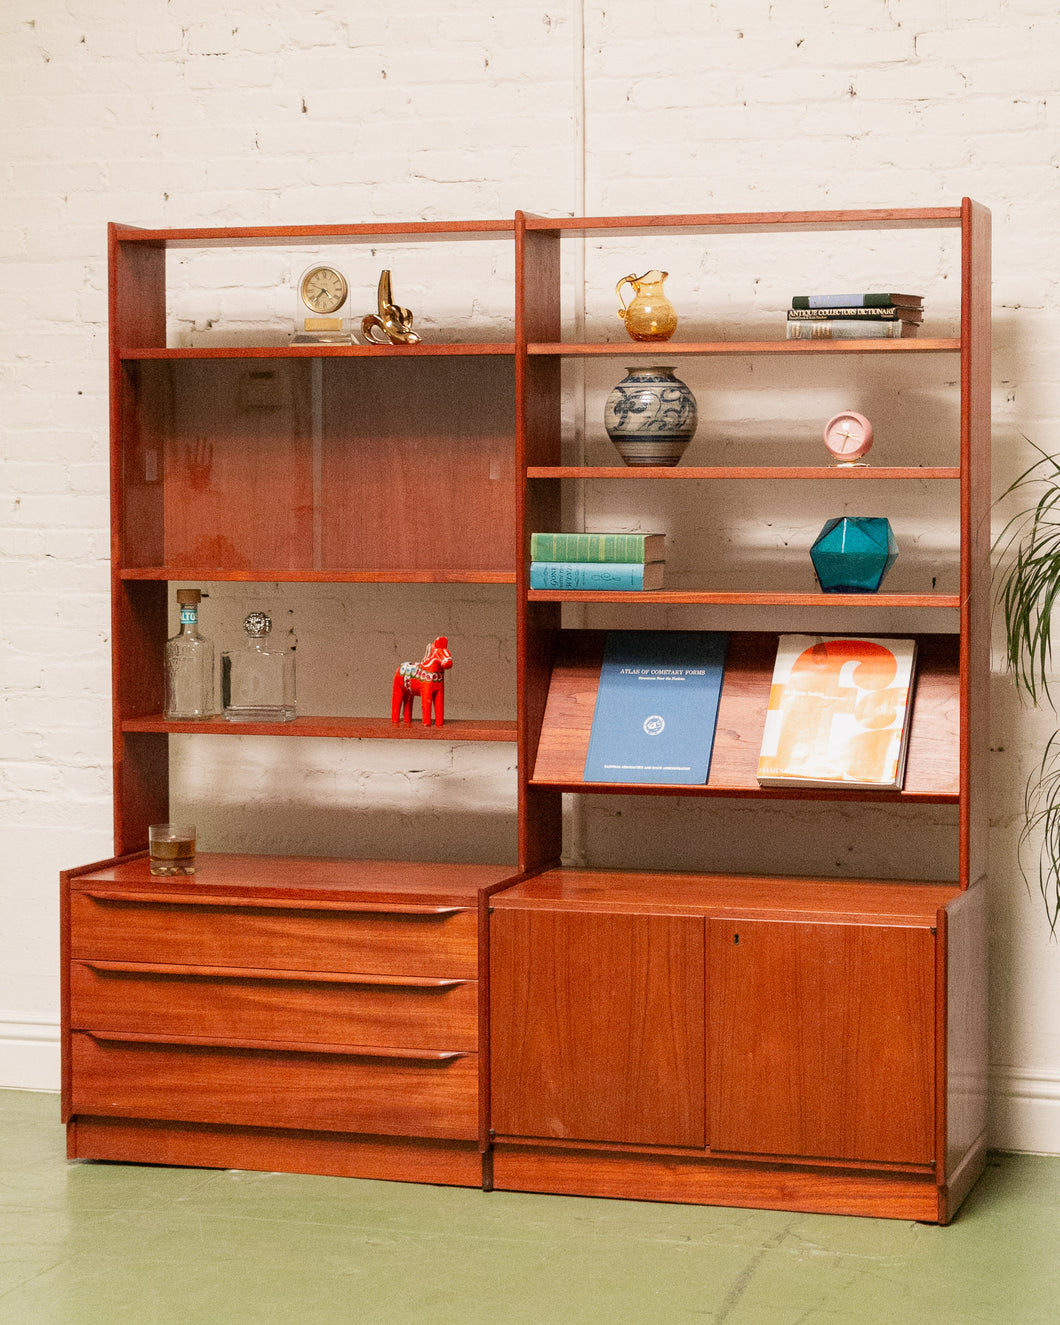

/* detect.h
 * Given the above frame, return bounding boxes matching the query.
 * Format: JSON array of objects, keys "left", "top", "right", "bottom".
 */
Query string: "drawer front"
[
  {"left": 69, "top": 892, "right": 477, "bottom": 978},
  {"left": 70, "top": 960, "right": 478, "bottom": 1051},
  {"left": 70, "top": 1032, "right": 478, "bottom": 1141}
]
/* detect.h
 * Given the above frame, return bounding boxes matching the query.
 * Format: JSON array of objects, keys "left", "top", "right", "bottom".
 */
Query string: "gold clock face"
[{"left": 300, "top": 266, "right": 348, "bottom": 315}]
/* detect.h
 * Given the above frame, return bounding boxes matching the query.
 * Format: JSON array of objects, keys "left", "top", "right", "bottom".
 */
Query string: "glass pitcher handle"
[{"left": 616, "top": 274, "right": 638, "bottom": 319}]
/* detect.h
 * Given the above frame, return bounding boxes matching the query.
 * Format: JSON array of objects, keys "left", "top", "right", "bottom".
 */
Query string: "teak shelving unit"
[{"left": 61, "top": 202, "right": 989, "bottom": 1223}]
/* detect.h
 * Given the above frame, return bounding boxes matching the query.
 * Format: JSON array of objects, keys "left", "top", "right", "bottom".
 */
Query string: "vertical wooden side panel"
[
  {"left": 708, "top": 918, "right": 936, "bottom": 1165},
  {"left": 960, "top": 198, "right": 991, "bottom": 890},
  {"left": 515, "top": 214, "right": 563, "bottom": 870},
  {"left": 940, "top": 884, "right": 988, "bottom": 1219},
  {"left": 110, "top": 229, "right": 168, "bottom": 853},
  {"left": 113, "top": 579, "right": 169, "bottom": 851}
]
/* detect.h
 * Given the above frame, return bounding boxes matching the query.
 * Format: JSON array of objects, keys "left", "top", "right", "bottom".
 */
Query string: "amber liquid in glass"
[{"left": 149, "top": 837, "right": 196, "bottom": 875}]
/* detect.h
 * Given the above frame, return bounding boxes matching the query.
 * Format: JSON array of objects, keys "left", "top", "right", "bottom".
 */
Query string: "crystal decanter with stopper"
[
  {"left": 222, "top": 611, "right": 296, "bottom": 722},
  {"left": 164, "top": 588, "right": 215, "bottom": 719}
]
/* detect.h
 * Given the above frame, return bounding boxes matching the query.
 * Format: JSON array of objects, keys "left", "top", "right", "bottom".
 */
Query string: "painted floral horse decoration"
[{"left": 391, "top": 636, "right": 453, "bottom": 726}]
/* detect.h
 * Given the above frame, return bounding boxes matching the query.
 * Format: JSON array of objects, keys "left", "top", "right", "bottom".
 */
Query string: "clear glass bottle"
[
  {"left": 164, "top": 588, "right": 216, "bottom": 719},
  {"left": 222, "top": 611, "right": 296, "bottom": 722}
]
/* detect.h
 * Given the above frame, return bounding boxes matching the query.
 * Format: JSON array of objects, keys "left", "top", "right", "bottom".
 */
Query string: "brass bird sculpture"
[{"left": 361, "top": 269, "right": 421, "bottom": 345}]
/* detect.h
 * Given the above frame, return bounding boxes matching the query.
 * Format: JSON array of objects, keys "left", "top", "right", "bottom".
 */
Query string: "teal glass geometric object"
[{"left": 810, "top": 516, "right": 899, "bottom": 593}]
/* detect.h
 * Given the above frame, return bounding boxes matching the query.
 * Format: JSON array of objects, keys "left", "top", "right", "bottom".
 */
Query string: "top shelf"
[
  {"left": 112, "top": 219, "right": 515, "bottom": 246},
  {"left": 112, "top": 207, "right": 964, "bottom": 249},
  {"left": 521, "top": 206, "right": 964, "bottom": 235}
]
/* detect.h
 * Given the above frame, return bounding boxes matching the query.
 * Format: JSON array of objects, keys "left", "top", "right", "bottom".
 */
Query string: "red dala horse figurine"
[{"left": 391, "top": 636, "right": 453, "bottom": 726}]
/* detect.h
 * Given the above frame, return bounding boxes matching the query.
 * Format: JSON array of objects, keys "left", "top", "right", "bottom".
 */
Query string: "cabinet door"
[
  {"left": 708, "top": 918, "right": 936, "bottom": 1165},
  {"left": 490, "top": 907, "right": 704, "bottom": 1147}
]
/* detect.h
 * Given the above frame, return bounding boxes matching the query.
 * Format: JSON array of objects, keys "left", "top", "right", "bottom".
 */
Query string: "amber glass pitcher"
[{"left": 616, "top": 269, "right": 678, "bottom": 342}]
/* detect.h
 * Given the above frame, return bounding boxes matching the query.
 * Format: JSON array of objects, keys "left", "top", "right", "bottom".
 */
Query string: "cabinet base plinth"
[
  {"left": 67, "top": 1117, "right": 483, "bottom": 1188},
  {"left": 491, "top": 1144, "right": 941, "bottom": 1222}
]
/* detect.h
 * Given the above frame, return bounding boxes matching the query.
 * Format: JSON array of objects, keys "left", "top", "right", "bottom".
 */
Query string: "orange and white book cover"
[{"left": 757, "top": 635, "right": 917, "bottom": 789}]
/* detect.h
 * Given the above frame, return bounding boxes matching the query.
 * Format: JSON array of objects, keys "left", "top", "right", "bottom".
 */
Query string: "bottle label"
[{"left": 180, "top": 607, "right": 198, "bottom": 625}]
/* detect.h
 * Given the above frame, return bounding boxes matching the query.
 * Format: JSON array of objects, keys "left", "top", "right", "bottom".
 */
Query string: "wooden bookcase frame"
[{"left": 61, "top": 202, "right": 989, "bottom": 1222}]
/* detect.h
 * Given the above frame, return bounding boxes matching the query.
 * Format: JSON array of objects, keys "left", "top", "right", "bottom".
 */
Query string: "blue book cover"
[
  {"left": 529, "top": 561, "right": 663, "bottom": 590},
  {"left": 583, "top": 631, "right": 729, "bottom": 784}
]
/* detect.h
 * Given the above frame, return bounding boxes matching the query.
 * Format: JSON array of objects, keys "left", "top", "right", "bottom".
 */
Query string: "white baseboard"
[
  {"left": 0, "top": 1015, "right": 61, "bottom": 1092},
  {"left": 990, "top": 1066, "right": 1060, "bottom": 1154},
  {"left": 2, "top": 1019, "right": 1059, "bottom": 1153}
]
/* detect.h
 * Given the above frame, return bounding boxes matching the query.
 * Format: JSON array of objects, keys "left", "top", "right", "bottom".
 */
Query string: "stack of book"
[
  {"left": 785, "top": 293, "right": 923, "bottom": 340},
  {"left": 528, "top": 531, "right": 665, "bottom": 591}
]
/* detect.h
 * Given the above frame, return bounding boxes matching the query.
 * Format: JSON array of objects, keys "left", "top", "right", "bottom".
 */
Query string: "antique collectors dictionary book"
[
  {"left": 756, "top": 635, "right": 916, "bottom": 790},
  {"left": 583, "top": 631, "right": 728, "bottom": 785}
]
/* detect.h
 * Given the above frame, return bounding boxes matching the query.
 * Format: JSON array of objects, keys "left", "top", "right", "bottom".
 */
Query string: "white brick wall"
[{"left": 2, "top": 0, "right": 1060, "bottom": 1151}]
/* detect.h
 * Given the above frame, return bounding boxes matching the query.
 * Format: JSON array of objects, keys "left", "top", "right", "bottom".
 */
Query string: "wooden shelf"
[
  {"left": 526, "top": 466, "right": 961, "bottom": 481},
  {"left": 113, "top": 219, "right": 516, "bottom": 246},
  {"left": 122, "top": 715, "right": 517, "bottom": 741},
  {"left": 70, "top": 852, "right": 517, "bottom": 906},
  {"left": 527, "top": 590, "right": 961, "bottom": 608},
  {"left": 120, "top": 343, "right": 516, "bottom": 360},
  {"left": 527, "top": 340, "right": 960, "bottom": 356},
  {"left": 522, "top": 207, "right": 963, "bottom": 234},
  {"left": 495, "top": 868, "right": 961, "bottom": 921},
  {"left": 120, "top": 568, "right": 516, "bottom": 585},
  {"left": 529, "top": 631, "right": 960, "bottom": 802}
]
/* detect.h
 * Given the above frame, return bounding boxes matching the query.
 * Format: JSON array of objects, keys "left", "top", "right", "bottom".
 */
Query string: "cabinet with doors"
[
  {"left": 490, "top": 202, "right": 989, "bottom": 1223},
  {"left": 63, "top": 202, "right": 989, "bottom": 1221}
]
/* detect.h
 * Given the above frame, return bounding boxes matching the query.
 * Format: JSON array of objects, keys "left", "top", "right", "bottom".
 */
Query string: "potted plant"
[{"left": 995, "top": 442, "right": 1060, "bottom": 930}]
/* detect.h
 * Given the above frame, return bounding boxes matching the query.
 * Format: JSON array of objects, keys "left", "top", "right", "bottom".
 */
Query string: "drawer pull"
[
  {"left": 83, "top": 1030, "right": 468, "bottom": 1060},
  {"left": 78, "top": 890, "right": 468, "bottom": 917},
  {"left": 81, "top": 960, "right": 469, "bottom": 990}
]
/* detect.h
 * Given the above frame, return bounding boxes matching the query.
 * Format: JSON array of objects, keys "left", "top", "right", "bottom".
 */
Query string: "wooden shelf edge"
[
  {"left": 526, "top": 466, "right": 962, "bottom": 481},
  {"left": 122, "top": 716, "right": 517, "bottom": 741},
  {"left": 113, "top": 219, "right": 516, "bottom": 244},
  {"left": 526, "top": 591, "right": 961, "bottom": 608},
  {"left": 119, "top": 569, "right": 516, "bottom": 584},
  {"left": 119, "top": 343, "right": 516, "bottom": 360},
  {"left": 522, "top": 207, "right": 963, "bottom": 233},
  {"left": 527, "top": 339, "right": 960, "bottom": 356},
  {"left": 527, "top": 778, "right": 960, "bottom": 803}
]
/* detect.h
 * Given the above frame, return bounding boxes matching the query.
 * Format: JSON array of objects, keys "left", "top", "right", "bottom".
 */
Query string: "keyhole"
[{"left": 733, "top": 932, "right": 740, "bottom": 944}]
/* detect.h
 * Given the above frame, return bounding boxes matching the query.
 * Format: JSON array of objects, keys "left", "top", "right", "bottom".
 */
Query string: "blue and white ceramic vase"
[{"left": 604, "top": 365, "right": 698, "bottom": 466}]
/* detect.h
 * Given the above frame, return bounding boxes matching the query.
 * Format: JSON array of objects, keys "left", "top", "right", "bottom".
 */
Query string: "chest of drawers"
[{"left": 62, "top": 854, "right": 514, "bottom": 1186}]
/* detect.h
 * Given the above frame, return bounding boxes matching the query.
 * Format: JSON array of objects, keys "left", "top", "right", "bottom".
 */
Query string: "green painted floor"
[{"left": 2, "top": 1090, "right": 1059, "bottom": 1325}]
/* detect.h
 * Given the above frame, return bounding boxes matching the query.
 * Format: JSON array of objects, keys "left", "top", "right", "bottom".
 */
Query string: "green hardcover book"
[{"left": 529, "top": 532, "right": 666, "bottom": 563}]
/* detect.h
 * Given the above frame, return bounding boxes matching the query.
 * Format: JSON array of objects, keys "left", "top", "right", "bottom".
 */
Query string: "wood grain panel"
[
  {"left": 70, "top": 1032, "right": 477, "bottom": 1139},
  {"left": 960, "top": 198, "right": 992, "bottom": 889},
  {"left": 321, "top": 357, "right": 515, "bottom": 573},
  {"left": 70, "top": 960, "right": 478, "bottom": 1051},
  {"left": 70, "top": 892, "right": 477, "bottom": 978},
  {"left": 531, "top": 630, "right": 960, "bottom": 799},
  {"left": 708, "top": 917, "right": 936, "bottom": 1164},
  {"left": 942, "top": 884, "right": 988, "bottom": 1184},
  {"left": 69, "top": 1116, "right": 483, "bottom": 1187},
  {"left": 70, "top": 852, "right": 514, "bottom": 905},
  {"left": 491, "top": 1145, "right": 938, "bottom": 1221},
  {"left": 145, "top": 359, "right": 317, "bottom": 570},
  {"left": 490, "top": 907, "right": 704, "bottom": 1147},
  {"left": 492, "top": 866, "right": 959, "bottom": 922}
]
